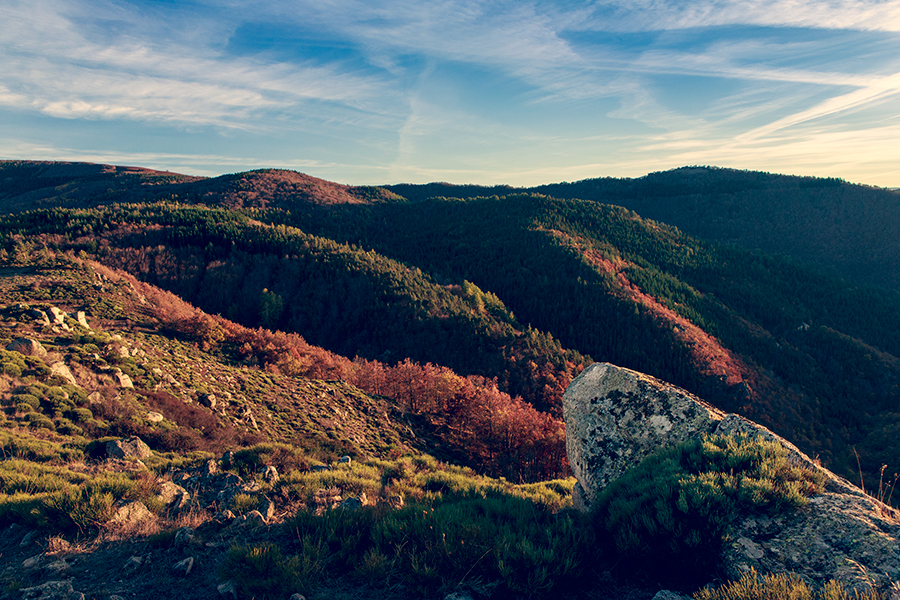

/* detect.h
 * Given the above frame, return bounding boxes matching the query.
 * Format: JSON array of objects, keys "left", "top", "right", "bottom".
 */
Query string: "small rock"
[
  {"left": 158, "top": 481, "right": 190, "bottom": 509},
  {"left": 262, "top": 498, "right": 276, "bottom": 522},
  {"left": 19, "top": 530, "right": 37, "bottom": 547},
  {"left": 263, "top": 465, "right": 279, "bottom": 483},
  {"left": 5, "top": 338, "right": 47, "bottom": 358},
  {"left": 172, "top": 556, "right": 194, "bottom": 576},
  {"left": 73, "top": 311, "right": 91, "bottom": 329},
  {"left": 173, "top": 527, "right": 195, "bottom": 548},
  {"left": 652, "top": 592, "right": 691, "bottom": 600},
  {"left": 217, "top": 580, "right": 238, "bottom": 599},
  {"left": 20, "top": 579, "right": 84, "bottom": 600},
  {"left": 339, "top": 495, "right": 366, "bottom": 511},
  {"left": 113, "top": 369, "right": 134, "bottom": 388},
  {"left": 48, "top": 306, "right": 66, "bottom": 325},
  {"left": 289, "top": 595, "right": 307, "bottom": 600},
  {"left": 198, "top": 393, "right": 217, "bottom": 409},
  {"left": 87, "top": 391, "right": 104, "bottom": 404},
  {"left": 242, "top": 510, "right": 266, "bottom": 528},
  {"left": 338, "top": 455, "right": 352, "bottom": 464},
  {"left": 108, "top": 501, "right": 152, "bottom": 529},
  {"left": 22, "top": 555, "right": 42, "bottom": 569},
  {"left": 106, "top": 436, "right": 152, "bottom": 459},
  {"left": 123, "top": 556, "right": 143, "bottom": 571},
  {"left": 50, "top": 362, "right": 78, "bottom": 386},
  {"left": 45, "top": 559, "right": 70, "bottom": 576}
]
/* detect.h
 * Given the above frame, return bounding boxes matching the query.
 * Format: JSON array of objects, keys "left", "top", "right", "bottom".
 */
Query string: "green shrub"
[
  {"left": 222, "top": 543, "right": 305, "bottom": 600},
  {"left": 53, "top": 418, "right": 83, "bottom": 436},
  {"left": 230, "top": 493, "right": 260, "bottom": 515},
  {"left": 69, "top": 407, "right": 93, "bottom": 423},
  {"left": 2, "top": 362, "right": 22, "bottom": 377},
  {"left": 11, "top": 394, "right": 41, "bottom": 410},
  {"left": 25, "top": 413, "right": 54, "bottom": 430},
  {"left": 592, "top": 434, "right": 826, "bottom": 581}
]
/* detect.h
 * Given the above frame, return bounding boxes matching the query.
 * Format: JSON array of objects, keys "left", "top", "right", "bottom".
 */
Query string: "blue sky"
[{"left": 2, "top": 0, "right": 900, "bottom": 187}]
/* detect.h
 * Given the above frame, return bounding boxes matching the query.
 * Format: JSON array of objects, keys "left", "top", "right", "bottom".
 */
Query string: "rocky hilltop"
[{"left": 564, "top": 362, "right": 900, "bottom": 590}]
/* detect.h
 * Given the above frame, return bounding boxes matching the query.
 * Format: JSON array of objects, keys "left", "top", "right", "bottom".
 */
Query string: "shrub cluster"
[{"left": 592, "top": 434, "right": 826, "bottom": 582}]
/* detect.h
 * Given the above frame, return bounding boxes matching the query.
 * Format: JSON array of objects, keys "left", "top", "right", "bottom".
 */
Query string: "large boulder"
[
  {"left": 106, "top": 436, "right": 152, "bottom": 460},
  {"left": 5, "top": 338, "right": 47, "bottom": 358},
  {"left": 563, "top": 362, "right": 900, "bottom": 589}
]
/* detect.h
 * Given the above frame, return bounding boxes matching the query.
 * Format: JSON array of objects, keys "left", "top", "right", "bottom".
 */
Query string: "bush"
[
  {"left": 222, "top": 543, "right": 304, "bottom": 600},
  {"left": 592, "top": 434, "right": 826, "bottom": 582}
]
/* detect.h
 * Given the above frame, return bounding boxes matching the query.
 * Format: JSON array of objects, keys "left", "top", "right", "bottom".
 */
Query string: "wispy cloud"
[{"left": 0, "top": 0, "right": 401, "bottom": 131}]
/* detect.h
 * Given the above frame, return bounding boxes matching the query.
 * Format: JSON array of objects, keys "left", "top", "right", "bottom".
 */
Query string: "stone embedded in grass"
[
  {"left": 172, "top": 556, "right": 194, "bottom": 576},
  {"left": 106, "top": 436, "right": 152, "bottom": 460}
]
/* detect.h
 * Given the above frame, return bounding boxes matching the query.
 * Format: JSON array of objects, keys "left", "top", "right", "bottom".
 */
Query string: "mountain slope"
[
  {"left": 390, "top": 166, "right": 900, "bottom": 292},
  {"left": 2, "top": 161, "right": 900, "bottom": 493}
]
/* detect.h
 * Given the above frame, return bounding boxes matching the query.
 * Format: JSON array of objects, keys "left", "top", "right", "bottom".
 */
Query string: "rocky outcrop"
[
  {"left": 563, "top": 362, "right": 900, "bottom": 590},
  {"left": 5, "top": 338, "right": 47, "bottom": 358}
]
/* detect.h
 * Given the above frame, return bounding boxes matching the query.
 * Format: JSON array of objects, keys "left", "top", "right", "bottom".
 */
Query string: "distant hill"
[
  {"left": 389, "top": 166, "right": 900, "bottom": 292},
  {"left": 2, "top": 160, "right": 900, "bottom": 495}
]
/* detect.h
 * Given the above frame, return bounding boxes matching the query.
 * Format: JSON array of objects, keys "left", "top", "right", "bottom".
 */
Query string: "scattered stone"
[
  {"left": 106, "top": 436, "right": 152, "bottom": 459},
  {"left": 173, "top": 527, "right": 195, "bottom": 548},
  {"left": 289, "top": 595, "right": 307, "bottom": 600},
  {"left": 338, "top": 455, "right": 352, "bottom": 464},
  {"left": 217, "top": 580, "right": 238, "bottom": 599},
  {"left": 19, "top": 530, "right": 37, "bottom": 547},
  {"left": 242, "top": 510, "right": 266, "bottom": 528},
  {"left": 172, "top": 556, "right": 194, "bottom": 576},
  {"left": 151, "top": 367, "right": 163, "bottom": 376},
  {"left": 50, "top": 362, "right": 78, "bottom": 386},
  {"left": 5, "top": 338, "right": 47, "bottom": 358},
  {"left": 73, "top": 311, "right": 91, "bottom": 329},
  {"left": 113, "top": 369, "right": 134, "bottom": 388},
  {"left": 198, "top": 393, "right": 217, "bottom": 409},
  {"left": 563, "top": 361, "right": 900, "bottom": 590},
  {"left": 652, "top": 592, "right": 691, "bottom": 600},
  {"left": 311, "top": 465, "right": 332, "bottom": 472},
  {"left": 108, "top": 501, "right": 153, "bottom": 529},
  {"left": 339, "top": 496, "right": 366, "bottom": 511},
  {"left": 263, "top": 465, "right": 279, "bottom": 483},
  {"left": 20, "top": 579, "right": 84, "bottom": 600},
  {"left": 158, "top": 481, "right": 190, "bottom": 509},
  {"left": 123, "top": 556, "right": 143, "bottom": 571},
  {"left": 22, "top": 555, "right": 42, "bottom": 569},
  {"left": 87, "top": 391, "right": 104, "bottom": 404},
  {"left": 146, "top": 411, "right": 164, "bottom": 422},
  {"left": 48, "top": 306, "right": 66, "bottom": 325},
  {"left": 45, "top": 559, "right": 70, "bottom": 576},
  {"left": 262, "top": 498, "right": 276, "bottom": 522},
  {"left": 25, "top": 308, "right": 51, "bottom": 325}
]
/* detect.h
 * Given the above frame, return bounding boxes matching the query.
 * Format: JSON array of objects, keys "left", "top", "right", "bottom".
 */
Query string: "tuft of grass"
[
  {"left": 693, "top": 568, "right": 884, "bottom": 600},
  {"left": 592, "top": 433, "right": 826, "bottom": 582}
]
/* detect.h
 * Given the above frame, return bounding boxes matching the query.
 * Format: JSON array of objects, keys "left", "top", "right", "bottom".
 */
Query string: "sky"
[{"left": 2, "top": 0, "right": 900, "bottom": 187}]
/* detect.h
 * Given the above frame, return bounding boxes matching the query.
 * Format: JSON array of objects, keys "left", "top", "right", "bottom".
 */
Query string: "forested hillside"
[
  {"left": 2, "top": 160, "right": 899, "bottom": 493},
  {"left": 390, "top": 166, "right": 900, "bottom": 292}
]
